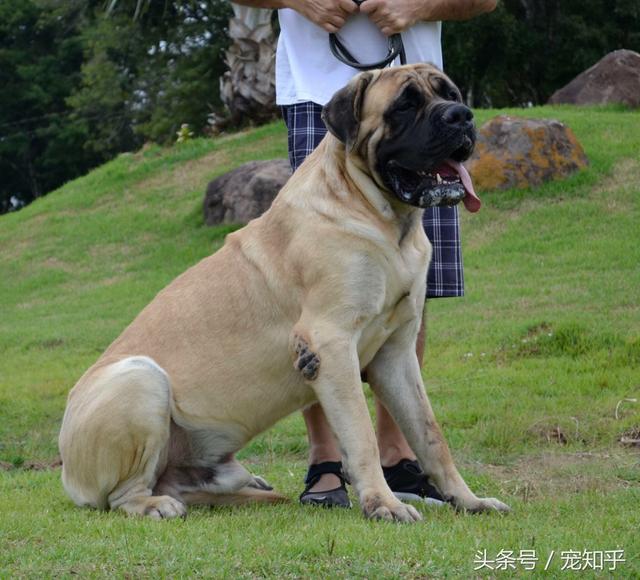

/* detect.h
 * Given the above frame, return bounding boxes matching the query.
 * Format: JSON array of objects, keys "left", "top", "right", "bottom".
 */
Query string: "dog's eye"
[
  {"left": 433, "top": 78, "right": 461, "bottom": 102},
  {"left": 447, "top": 89, "right": 460, "bottom": 102},
  {"left": 394, "top": 85, "right": 424, "bottom": 114},
  {"left": 440, "top": 85, "right": 461, "bottom": 102},
  {"left": 396, "top": 99, "right": 416, "bottom": 113}
]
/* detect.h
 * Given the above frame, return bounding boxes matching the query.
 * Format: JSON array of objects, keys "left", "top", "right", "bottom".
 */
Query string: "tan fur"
[{"left": 59, "top": 64, "right": 509, "bottom": 521}]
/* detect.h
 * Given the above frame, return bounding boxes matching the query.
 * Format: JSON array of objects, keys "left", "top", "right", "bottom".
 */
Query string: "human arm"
[
  {"left": 360, "top": 0, "right": 498, "bottom": 36},
  {"left": 231, "top": 0, "right": 359, "bottom": 33}
]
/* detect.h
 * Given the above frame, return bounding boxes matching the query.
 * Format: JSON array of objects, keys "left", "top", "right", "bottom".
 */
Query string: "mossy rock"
[{"left": 465, "top": 116, "right": 589, "bottom": 192}]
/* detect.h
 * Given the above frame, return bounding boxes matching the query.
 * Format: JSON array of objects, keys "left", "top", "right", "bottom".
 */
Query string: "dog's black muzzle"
[
  {"left": 430, "top": 102, "right": 476, "bottom": 162},
  {"left": 379, "top": 101, "right": 477, "bottom": 209}
]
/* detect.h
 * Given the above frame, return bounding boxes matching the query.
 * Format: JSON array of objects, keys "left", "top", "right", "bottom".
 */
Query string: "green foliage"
[
  {"left": 73, "top": 0, "right": 231, "bottom": 147},
  {"left": 0, "top": 0, "right": 96, "bottom": 211},
  {"left": 443, "top": 0, "right": 640, "bottom": 106},
  {"left": 0, "top": 0, "right": 231, "bottom": 213},
  {"left": 66, "top": 13, "right": 140, "bottom": 160},
  {"left": 129, "top": 1, "right": 232, "bottom": 143},
  {"left": 66, "top": 0, "right": 232, "bottom": 156}
]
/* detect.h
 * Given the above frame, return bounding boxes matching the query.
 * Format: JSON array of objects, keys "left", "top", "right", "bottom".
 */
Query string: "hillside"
[{"left": 1, "top": 108, "right": 639, "bottom": 576}]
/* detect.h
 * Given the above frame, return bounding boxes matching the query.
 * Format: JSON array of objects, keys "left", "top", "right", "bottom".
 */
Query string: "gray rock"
[
  {"left": 203, "top": 159, "right": 292, "bottom": 225},
  {"left": 548, "top": 49, "right": 640, "bottom": 108},
  {"left": 465, "top": 116, "right": 589, "bottom": 191}
]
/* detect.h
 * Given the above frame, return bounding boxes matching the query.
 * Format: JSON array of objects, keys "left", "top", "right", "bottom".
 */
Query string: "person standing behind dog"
[{"left": 231, "top": 0, "right": 497, "bottom": 507}]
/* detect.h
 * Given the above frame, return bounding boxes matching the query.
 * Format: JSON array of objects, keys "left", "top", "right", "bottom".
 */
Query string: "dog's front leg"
[
  {"left": 292, "top": 328, "right": 421, "bottom": 522},
  {"left": 367, "top": 327, "right": 510, "bottom": 514}
]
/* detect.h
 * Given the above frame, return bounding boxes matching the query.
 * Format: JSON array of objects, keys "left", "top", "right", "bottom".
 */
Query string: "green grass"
[{"left": 1, "top": 107, "right": 639, "bottom": 577}]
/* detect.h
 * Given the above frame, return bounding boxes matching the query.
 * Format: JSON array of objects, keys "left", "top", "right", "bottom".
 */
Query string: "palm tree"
[{"left": 218, "top": 5, "right": 278, "bottom": 127}]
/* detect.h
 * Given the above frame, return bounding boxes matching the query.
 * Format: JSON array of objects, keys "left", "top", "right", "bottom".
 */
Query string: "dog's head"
[{"left": 322, "top": 63, "right": 481, "bottom": 212}]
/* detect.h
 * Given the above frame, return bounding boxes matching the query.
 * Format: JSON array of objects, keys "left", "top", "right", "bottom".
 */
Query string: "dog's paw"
[
  {"left": 117, "top": 493, "right": 187, "bottom": 519},
  {"left": 141, "top": 495, "right": 187, "bottom": 520},
  {"left": 247, "top": 474, "right": 274, "bottom": 491},
  {"left": 362, "top": 494, "right": 422, "bottom": 523},
  {"left": 458, "top": 496, "right": 511, "bottom": 514},
  {"left": 293, "top": 336, "right": 320, "bottom": 380}
]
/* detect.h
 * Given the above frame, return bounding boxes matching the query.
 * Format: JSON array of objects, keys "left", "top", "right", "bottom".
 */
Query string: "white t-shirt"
[{"left": 276, "top": 9, "right": 443, "bottom": 105}]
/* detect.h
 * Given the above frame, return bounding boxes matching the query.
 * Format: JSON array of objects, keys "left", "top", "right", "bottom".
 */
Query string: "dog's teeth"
[{"left": 436, "top": 173, "right": 443, "bottom": 184}]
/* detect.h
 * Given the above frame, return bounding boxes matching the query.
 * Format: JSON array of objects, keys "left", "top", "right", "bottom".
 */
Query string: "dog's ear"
[{"left": 322, "top": 71, "right": 373, "bottom": 147}]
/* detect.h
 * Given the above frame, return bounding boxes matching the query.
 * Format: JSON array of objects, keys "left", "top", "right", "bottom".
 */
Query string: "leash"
[{"left": 328, "top": 0, "right": 407, "bottom": 70}]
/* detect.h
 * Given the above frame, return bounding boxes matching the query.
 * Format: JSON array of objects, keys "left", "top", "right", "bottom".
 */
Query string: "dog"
[{"left": 59, "top": 64, "right": 509, "bottom": 522}]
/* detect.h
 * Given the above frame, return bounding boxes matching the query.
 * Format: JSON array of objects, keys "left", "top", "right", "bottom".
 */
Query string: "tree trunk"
[{"left": 218, "top": 6, "right": 278, "bottom": 127}]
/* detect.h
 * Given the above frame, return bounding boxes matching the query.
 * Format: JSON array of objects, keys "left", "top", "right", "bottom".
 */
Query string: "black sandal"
[
  {"left": 299, "top": 461, "right": 351, "bottom": 508},
  {"left": 383, "top": 459, "right": 446, "bottom": 505}
]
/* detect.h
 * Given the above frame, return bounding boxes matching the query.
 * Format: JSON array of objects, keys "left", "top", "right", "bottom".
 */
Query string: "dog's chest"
[{"left": 355, "top": 246, "right": 426, "bottom": 367}]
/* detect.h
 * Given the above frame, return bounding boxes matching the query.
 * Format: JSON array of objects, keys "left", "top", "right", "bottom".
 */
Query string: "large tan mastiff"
[{"left": 59, "top": 63, "right": 509, "bottom": 522}]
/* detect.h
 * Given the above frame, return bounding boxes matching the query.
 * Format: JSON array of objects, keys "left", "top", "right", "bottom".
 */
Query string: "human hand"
[
  {"left": 288, "top": 0, "right": 360, "bottom": 33},
  {"left": 359, "top": 0, "right": 421, "bottom": 36}
]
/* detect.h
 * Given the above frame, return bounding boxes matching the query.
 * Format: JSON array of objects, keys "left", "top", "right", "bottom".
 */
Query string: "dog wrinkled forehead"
[
  {"left": 321, "top": 64, "right": 459, "bottom": 148},
  {"left": 365, "top": 64, "right": 458, "bottom": 111},
  {"left": 382, "top": 63, "right": 444, "bottom": 89}
]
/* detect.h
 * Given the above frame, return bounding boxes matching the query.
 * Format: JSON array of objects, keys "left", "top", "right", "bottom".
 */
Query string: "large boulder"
[
  {"left": 465, "top": 116, "right": 588, "bottom": 191},
  {"left": 204, "top": 159, "right": 291, "bottom": 225},
  {"left": 548, "top": 49, "right": 640, "bottom": 108}
]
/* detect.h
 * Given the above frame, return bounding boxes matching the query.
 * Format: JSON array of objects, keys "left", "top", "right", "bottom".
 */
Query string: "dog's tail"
[{"left": 182, "top": 486, "right": 289, "bottom": 507}]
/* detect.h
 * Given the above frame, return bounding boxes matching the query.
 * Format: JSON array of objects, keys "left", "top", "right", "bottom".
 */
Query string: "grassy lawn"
[{"left": 1, "top": 107, "right": 638, "bottom": 577}]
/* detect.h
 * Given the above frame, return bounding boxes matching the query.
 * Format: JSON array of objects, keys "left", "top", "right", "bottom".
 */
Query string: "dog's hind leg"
[
  {"left": 155, "top": 455, "right": 288, "bottom": 507},
  {"left": 182, "top": 486, "right": 288, "bottom": 506},
  {"left": 59, "top": 356, "right": 186, "bottom": 519}
]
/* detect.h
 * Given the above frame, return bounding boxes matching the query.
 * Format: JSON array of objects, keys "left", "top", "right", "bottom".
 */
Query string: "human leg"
[{"left": 300, "top": 404, "right": 348, "bottom": 504}]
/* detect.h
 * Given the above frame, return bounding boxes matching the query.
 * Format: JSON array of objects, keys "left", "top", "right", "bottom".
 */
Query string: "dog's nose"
[{"left": 442, "top": 104, "right": 474, "bottom": 128}]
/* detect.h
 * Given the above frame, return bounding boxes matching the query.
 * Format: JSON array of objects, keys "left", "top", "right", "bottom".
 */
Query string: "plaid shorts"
[{"left": 281, "top": 102, "right": 464, "bottom": 298}]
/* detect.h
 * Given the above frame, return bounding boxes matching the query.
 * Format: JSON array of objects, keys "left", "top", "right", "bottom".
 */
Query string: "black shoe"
[
  {"left": 299, "top": 461, "right": 351, "bottom": 508},
  {"left": 383, "top": 459, "right": 446, "bottom": 505}
]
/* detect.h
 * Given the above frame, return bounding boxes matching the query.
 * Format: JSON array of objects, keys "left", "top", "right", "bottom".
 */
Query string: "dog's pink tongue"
[{"left": 444, "top": 159, "right": 482, "bottom": 213}]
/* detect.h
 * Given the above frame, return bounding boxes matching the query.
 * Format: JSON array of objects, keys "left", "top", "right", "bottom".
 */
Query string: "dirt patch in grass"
[
  {"left": 157, "top": 151, "right": 230, "bottom": 192},
  {"left": 0, "top": 457, "right": 61, "bottom": 471},
  {"left": 133, "top": 135, "right": 282, "bottom": 197},
  {"left": 619, "top": 426, "right": 640, "bottom": 447},
  {"left": 42, "top": 257, "right": 76, "bottom": 274},
  {"left": 477, "top": 450, "right": 639, "bottom": 500},
  {"left": 129, "top": 147, "right": 230, "bottom": 200},
  {"left": 591, "top": 157, "right": 640, "bottom": 212},
  {"left": 88, "top": 242, "right": 139, "bottom": 261},
  {"left": 528, "top": 422, "right": 571, "bottom": 445},
  {"left": 36, "top": 338, "right": 66, "bottom": 350},
  {"left": 15, "top": 298, "right": 49, "bottom": 310},
  {"left": 0, "top": 238, "right": 36, "bottom": 265}
]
